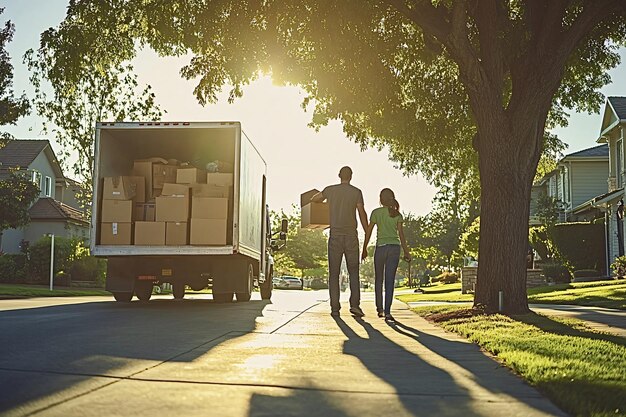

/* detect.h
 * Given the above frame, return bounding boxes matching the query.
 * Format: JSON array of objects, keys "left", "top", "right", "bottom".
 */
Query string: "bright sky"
[{"left": 3, "top": 1, "right": 626, "bottom": 216}]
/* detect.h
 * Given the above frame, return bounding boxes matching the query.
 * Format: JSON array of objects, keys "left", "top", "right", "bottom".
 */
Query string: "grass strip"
[
  {"left": 412, "top": 305, "right": 626, "bottom": 417},
  {"left": 398, "top": 280, "right": 626, "bottom": 310},
  {"left": 0, "top": 284, "right": 110, "bottom": 297}
]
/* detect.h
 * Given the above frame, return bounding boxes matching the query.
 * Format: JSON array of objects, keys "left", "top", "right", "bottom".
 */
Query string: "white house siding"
[
  {"left": 607, "top": 203, "right": 621, "bottom": 266},
  {"left": 570, "top": 161, "right": 609, "bottom": 209},
  {"left": 23, "top": 222, "right": 89, "bottom": 247}
]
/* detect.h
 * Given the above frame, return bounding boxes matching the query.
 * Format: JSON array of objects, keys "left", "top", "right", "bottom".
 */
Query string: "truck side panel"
[{"left": 237, "top": 131, "right": 266, "bottom": 260}]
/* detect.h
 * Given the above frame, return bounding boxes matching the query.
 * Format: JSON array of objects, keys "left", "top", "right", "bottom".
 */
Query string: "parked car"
[{"left": 273, "top": 276, "right": 304, "bottom": 290}]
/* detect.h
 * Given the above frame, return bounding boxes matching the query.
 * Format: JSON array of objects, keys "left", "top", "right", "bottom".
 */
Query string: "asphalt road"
[{"left": 0, "top": 290, "right": 566, "bottom": 417}]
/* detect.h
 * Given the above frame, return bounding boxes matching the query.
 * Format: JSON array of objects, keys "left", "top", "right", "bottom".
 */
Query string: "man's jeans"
[
  {"left": 328, "top": 234, "right": 360, "bottom": 312},
  {"left": 374, "top": 244, "right": 401, "bottom": 315}
]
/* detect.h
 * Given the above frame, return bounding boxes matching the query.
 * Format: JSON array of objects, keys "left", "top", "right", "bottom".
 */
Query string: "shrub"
[
  {"left": 435, "top": 271, "right": 459, "bottom": 284},
  {"left": 549, "top": 222, "right": 605, "bottom": 275},
  {"left": 0, "top": 254, "right": 26, "bottom": 283},
  {"left": 26, "top": 236, "right": 86, "bottom": 284},
  {"left": 573, "top": 269, "right": 600, "bottom": 279},
  {"left": 69, "top": 256, "right": 106, "bottom": 283},
  {"left": 541, "top": 262, "right": 571, "bottom": 283},
  {"left": 309, "top": 277, "right": 328, "bottom": 289},
  {"left": 610, "top": 256, "right": 626, "bottom": 278}
]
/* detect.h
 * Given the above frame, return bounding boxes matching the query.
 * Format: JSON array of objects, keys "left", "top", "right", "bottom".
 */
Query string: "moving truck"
[{"left": 91, "top": 121, "right": 285, "bottom": 303}]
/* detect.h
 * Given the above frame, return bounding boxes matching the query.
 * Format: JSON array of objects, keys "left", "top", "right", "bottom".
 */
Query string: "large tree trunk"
[{"left": 473, "top": 127, "right": 540, "bottom": 315}]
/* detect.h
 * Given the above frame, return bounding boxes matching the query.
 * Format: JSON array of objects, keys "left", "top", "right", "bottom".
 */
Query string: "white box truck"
[{"left": 91, "top": 121, "right": 285, "bottom": 302}]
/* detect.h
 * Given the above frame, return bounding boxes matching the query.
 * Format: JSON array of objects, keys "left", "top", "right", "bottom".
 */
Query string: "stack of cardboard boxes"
[{"left": 99, "top": 160, "right": 233, "bottom": 246}]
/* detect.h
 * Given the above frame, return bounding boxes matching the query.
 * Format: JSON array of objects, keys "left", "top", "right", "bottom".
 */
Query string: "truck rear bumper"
[{"left": 93, "top": 245, "right": 235, "bottom": 257}]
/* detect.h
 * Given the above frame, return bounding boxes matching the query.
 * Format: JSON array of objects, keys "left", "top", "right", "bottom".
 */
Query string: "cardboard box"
[
  {"left": 161, "top": 183, "right": 190, "bottom": 197},
  {"left": 156, "top": 196, "right": 190, "bottom": 222},
  {"left": 133, "top": 202, "right": 156, "bottom": 222},
  {"left": 100, "top": 222, "right": 132, "bottom": 245},
  {"left": 134, "top": 221, "right": 166, "bottom": 246},
  {"left": 191, "top": 184, "right": 230, "bottom": 198},
  {"left": 206, "top": 173, "right": 234, "bottom": 186},
  {"left": 177, "top": 167, "right": 206, "bottom": 185},
  {"left": 190, "top": 218, "right": 227, "bottom": 245},
  {"left": 132, "top": 160, "right": 155, "bottom": 198},
  {"left": 153, "top": 164, "right": 178, "bottom": 189},
  {"left": 166, "top": 222, "right": 188, "bottom": 245},
  {"left": 301, "top": 189, "right": 321, "bottom": 207},
  {"left": 102, "top": 176, "right": 136, "bottom": 200},
  {"left": 101, "top": 200, "right": 133, "bottom": 223},
  {"left": 301, "top": 202, "right": 330, "bottom": 229},
  {"left": 129, "top": 176, "right": 146, "bottom": 203},
  {"left": 191, "top": 197, "right": 228, "bottom": 219}
]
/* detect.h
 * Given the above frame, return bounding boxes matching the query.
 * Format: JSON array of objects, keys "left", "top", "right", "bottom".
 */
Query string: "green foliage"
[
  {"left": 535, "top": 193, "right": 561, "bottom": 226},
  {"left": 529, "top": 225, "right": 557, "bottom": 262},
  {"left": 0, "top": 254, "right": 26, "bottom": 283},
  {"left": 459, "top": 216, "right": 480, "bottom": 259},
  {"left": 0, "top": 170, "right": 40, "bottom": 232},
  {"left": 550, "top": 222, "right": 606, "bottom": 275},
  {"left": 434, "top": 271, "right": 460, "bottom": 284},
  {"left": 26, "top": 236, "right": 88, "bottom": 284},
  {"left": 69, "top": 256, "right": 106, "bottom": 285},
  {"left": 610, "top": 256, "right": 626, "bottom": 278},
  {"left": 0, "top": 8, "right": 29, "bottom": 139},
  {"left": 309, "top": 277, "right": 328, "bottom": 290},
  {"left": 541, "top": 263, "right": 571, "bottom": 284},
  {"left": 270, "top": 207, "right": 327, "bottom": 276}
]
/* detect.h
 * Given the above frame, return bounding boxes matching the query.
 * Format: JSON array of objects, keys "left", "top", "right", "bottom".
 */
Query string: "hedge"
[{"left": 549, "top": 222, "right": 605, "bottom": 275}]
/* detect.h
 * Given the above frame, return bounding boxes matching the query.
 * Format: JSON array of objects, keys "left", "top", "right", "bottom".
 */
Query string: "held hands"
[
  {"left": 403, "top": 250, "right": 411, "bottom": 263},
  {"left": 361, "top": 247, "right": 368, "bottom": 261}
]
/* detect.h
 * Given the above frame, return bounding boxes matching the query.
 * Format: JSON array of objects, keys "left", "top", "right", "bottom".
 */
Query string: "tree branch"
[{"left": 384, "top": 0, "right": 450, "bottom": 41}]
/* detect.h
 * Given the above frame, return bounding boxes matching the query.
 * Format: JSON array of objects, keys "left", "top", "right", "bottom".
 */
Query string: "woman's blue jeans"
[{"left": 374, "top": 244, "right": 401, "bottom": 315}]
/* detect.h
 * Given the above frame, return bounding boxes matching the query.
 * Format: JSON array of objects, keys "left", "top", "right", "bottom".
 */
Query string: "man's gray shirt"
[{"left": 322, "top": 183, "right": 364, "bottom": 237}]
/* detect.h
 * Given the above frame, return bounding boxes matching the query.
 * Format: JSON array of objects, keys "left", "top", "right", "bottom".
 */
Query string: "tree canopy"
[{"left": 35, "top": 1, "right": 626, "bottom": 312}]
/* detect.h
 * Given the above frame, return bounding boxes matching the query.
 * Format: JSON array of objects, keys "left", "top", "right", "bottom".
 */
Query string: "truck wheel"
[
  {"left": 260, "top": 266, "right": 273, "bottom": 300},
  {"left": 173, "top": 282, "right": 185, "bottom": 300},
  {"left": 235, "top": 264, "right": 254, "bottom": 302},
  {"left": 213, "top": 292, "right": 233, "bottom": 303},
  {"left": 135, "top": 281, "right": 153, "bottom": 302},
  {"left": 113, "top": 292, "right": 133, "bottom": 302}
]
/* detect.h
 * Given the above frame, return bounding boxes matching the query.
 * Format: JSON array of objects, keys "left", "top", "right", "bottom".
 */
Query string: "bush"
[
  {"left": 309, "top": 277, "right": 328, "bottom": 289},
  {"left": 26, "top": 236, "right": 86, "bottom": 284},
  {"left": 541, "top": 262, "right": 571, "bottom": 283},
  {"left": 0, "top": 254, "right": 26, "bottom": 283},
  {"left": 69, "top": 256, "right": 106, "bottom": 284},
  {"left": 549, "top": 222, "right": 605, "bottom": 275},
  {"left": 435, "top": 271, "right": 459, "bottom": 284},
  {"left": 610, "top": 256, "right": 626, "bottom": 278},
  {"left": 573, "top": 269, "right": 600, "bottom": 279},
  {"left": 55, "top": 270, "right": 71, "bottom": 286}
]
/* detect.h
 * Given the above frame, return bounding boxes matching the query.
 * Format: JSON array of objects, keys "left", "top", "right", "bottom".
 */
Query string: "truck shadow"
[{"left": 0, "top": 298, "right": 272, "bottom": 415}]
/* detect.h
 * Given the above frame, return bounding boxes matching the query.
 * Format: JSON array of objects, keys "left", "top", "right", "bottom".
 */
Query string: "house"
[
  {"left": 0, "top": 140, "right": 89, "bottom": 254},
  {"left": 530, "top": 144, "right": 609, "bottom": 225}
]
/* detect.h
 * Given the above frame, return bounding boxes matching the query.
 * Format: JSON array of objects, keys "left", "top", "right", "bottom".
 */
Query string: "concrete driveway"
[{"left": 0, "top": 290, "right": 566, "bottom": 417}]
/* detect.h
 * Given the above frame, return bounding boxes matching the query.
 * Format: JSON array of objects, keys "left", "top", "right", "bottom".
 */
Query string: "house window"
[
  {"left": 617, "top": 138, "right": 623, "bottom": 188},
  {"left": 44, "top": 176, "right": 52, "bottom": 197},
  {"left": 31, "top": 171, "right": 42, "bottom": 191}
]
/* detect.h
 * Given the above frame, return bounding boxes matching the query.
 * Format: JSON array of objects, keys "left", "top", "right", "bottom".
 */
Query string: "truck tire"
[
  {"left": 173, "top": 282, "right": 185, "bottom": 300},
  {"left": 213, "top": 292, "right": 233, "bottom": 303},
  {"left": 260, "top": 266, "right": 273, "bottom": 300},
  {"left": 113, "top": 292, "right": 133, "bottom": 302},
  {"left": 235, "top": 264, "right": 254, "bottom": 302},
  {"left": 135, "top": 281, "right": 153, "bottom": 301}
]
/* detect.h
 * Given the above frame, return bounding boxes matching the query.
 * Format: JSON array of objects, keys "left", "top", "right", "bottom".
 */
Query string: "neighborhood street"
[{"left": 0, "top": 290, "right": 567, "bottom": 417}]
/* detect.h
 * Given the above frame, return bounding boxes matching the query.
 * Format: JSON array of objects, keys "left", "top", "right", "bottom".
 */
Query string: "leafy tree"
[
  {"left": 24, "top": 20, "right": 163, "bottom": 191},
  {"left": 0, "top": 171, "right": 40, "bottom": 235},
  {"left": 0, "top": 8, "right": 29, "bottom": 141},
  {"left": 35, "top": 1, "right": 626, "bottom": 313},
  {"left": 270, "top": 207, "right": 327, "bottom": 277},
  {"left": 459, "top": 216, "right": 480, "bottom": 260}
]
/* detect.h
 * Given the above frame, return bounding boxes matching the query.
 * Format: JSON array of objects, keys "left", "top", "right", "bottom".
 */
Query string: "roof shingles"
[
  {"left": 0, "top": 140, "right": 50, "bottom": 168},
  {"left": 608, "top": 97, "right": 626, "bottom": 120},
  {"left": 29, "top": 198, "right": 88, "bottom": 225}
]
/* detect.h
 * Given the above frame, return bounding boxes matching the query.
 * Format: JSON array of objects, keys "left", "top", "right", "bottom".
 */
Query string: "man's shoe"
[
  {"left": 350, "top": 307, "right": 365, "bottom": 317},
  {"left": 385, "top": 314, "right": 395, "bottom": 322},
  {"left": 377, "top": 311, "right": 384, "bottom": 318},
  {"left": 330, "top": 310, "right": 340, "bottom": 317}
]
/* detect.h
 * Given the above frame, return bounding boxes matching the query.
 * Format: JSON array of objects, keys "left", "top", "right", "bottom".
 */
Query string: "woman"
[{"left": 362, "top": 188, "right": 411, "bottom": 322}]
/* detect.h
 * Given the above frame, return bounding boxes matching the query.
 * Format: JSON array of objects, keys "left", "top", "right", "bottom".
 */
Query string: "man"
[{"left": 312, "top": 166, "right": 368, "bottom": 317}]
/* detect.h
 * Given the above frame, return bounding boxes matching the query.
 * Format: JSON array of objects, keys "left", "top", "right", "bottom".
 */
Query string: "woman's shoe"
[
  {"left": 384, "top": 314, "right": 395, "bottom": 322},
  {"left": 377, "top": 311, "right": 384, "bottom": 318}
]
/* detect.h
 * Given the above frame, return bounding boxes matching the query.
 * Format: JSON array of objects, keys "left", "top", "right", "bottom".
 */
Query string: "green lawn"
[
  {"left": 397, "top": 279, "right": 626, "bottom": 309},
  {"left": 0, "top": 284, "right": 110, "bottom": 297},
  {"left": 412, "top": 305, "right": 626, "bottom": 417}
]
